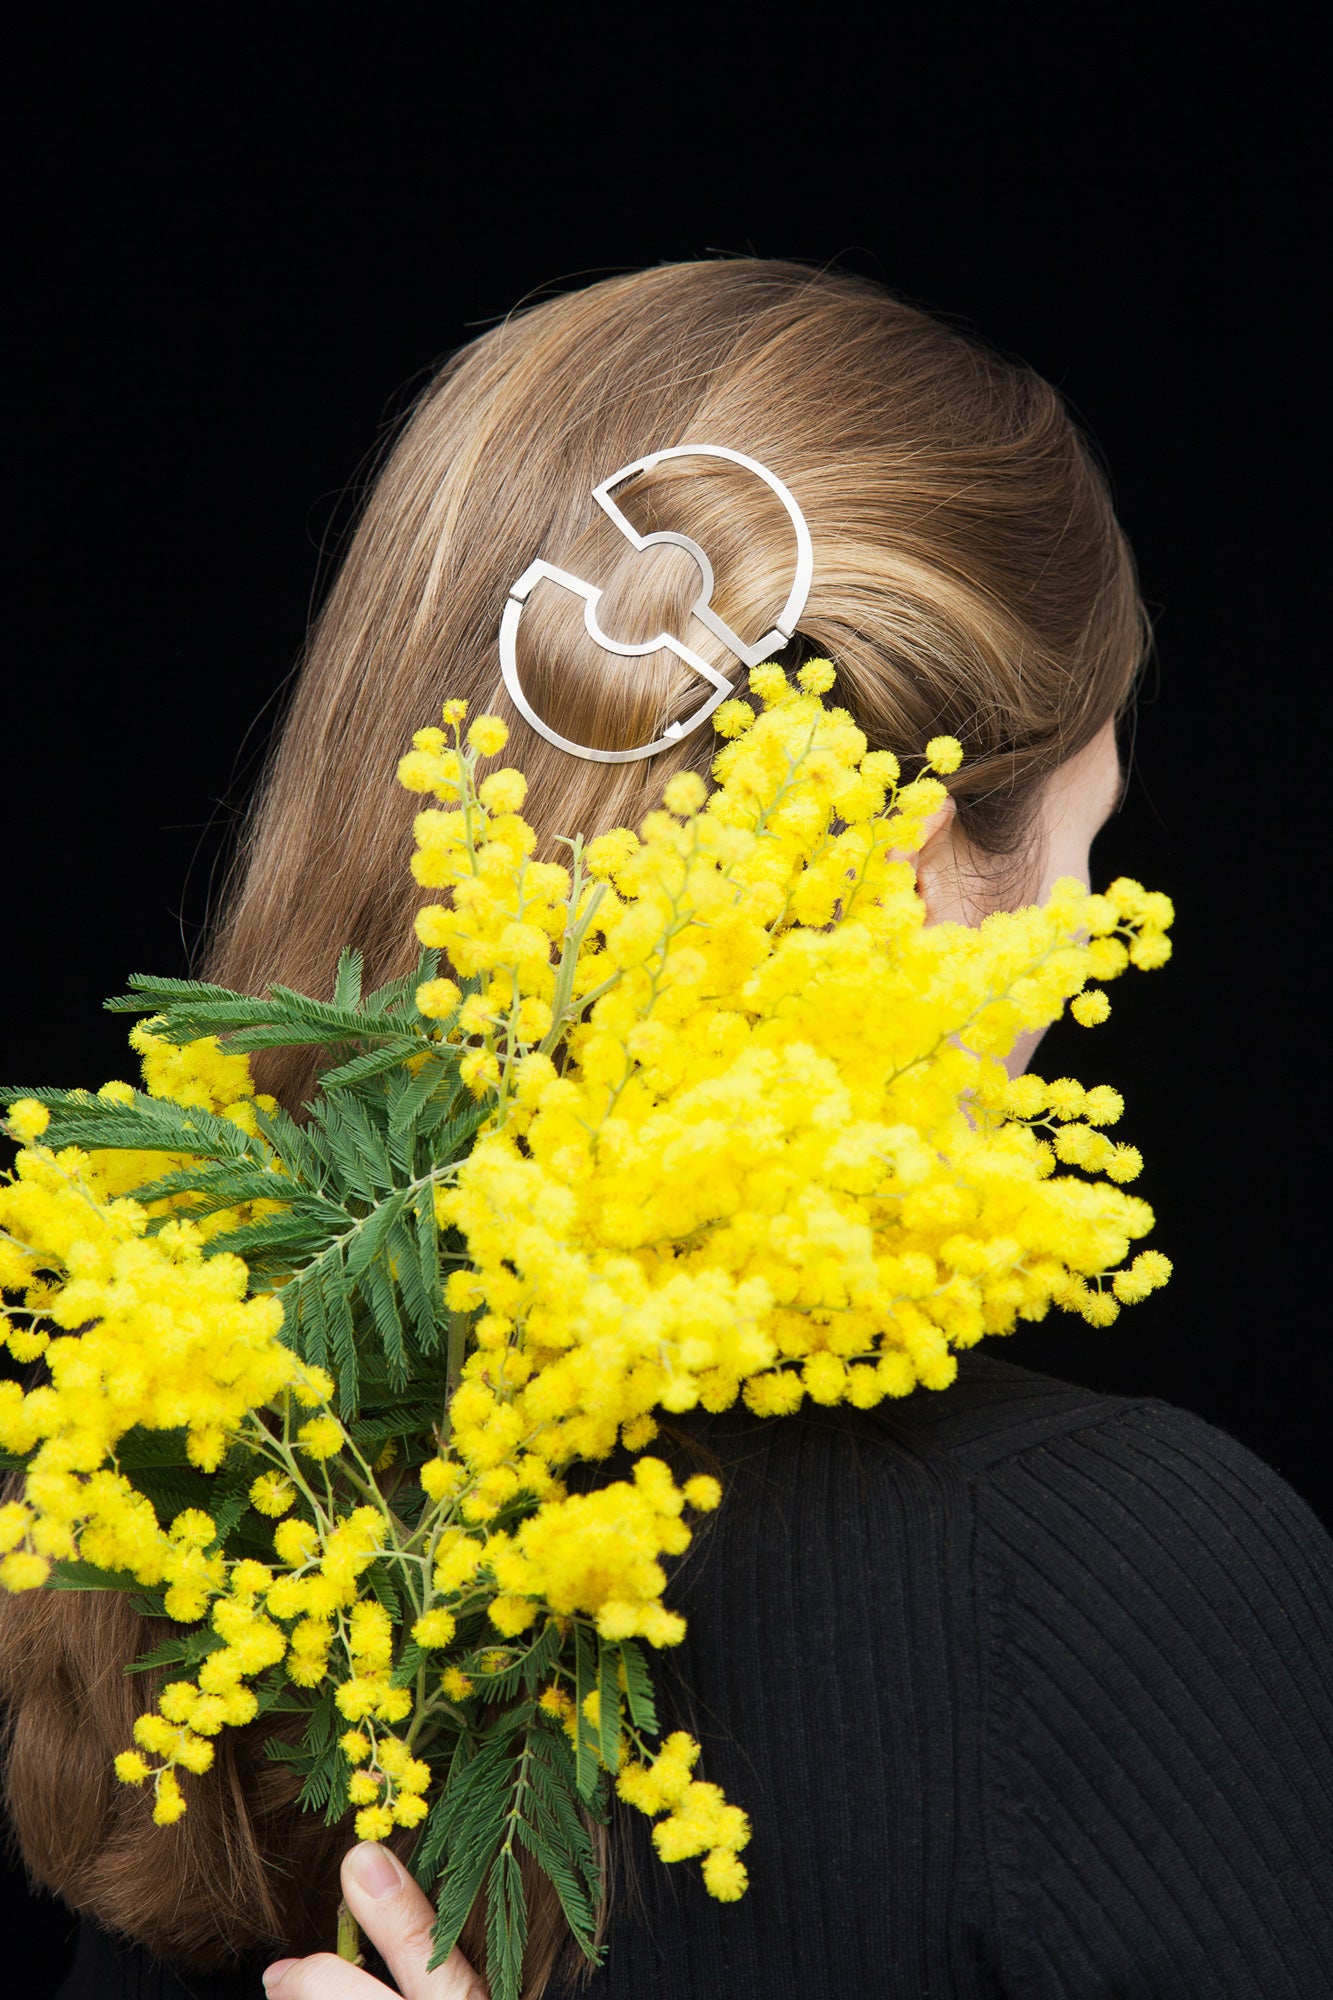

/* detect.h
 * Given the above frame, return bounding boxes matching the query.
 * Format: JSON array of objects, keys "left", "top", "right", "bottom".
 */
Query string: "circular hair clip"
[{"left": 498, "top": 443, "right": 814, "bottom": 764}]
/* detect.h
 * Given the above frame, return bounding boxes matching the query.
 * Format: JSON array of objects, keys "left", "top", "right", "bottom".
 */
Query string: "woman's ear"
[{"left": 908, "top": 796, "right": 959, "bottom": 925}]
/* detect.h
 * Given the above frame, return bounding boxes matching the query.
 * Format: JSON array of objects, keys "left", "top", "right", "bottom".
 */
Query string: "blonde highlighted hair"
[
  {"left": 208, "top": 257, "right": 1147, "bottom": 1100},
  {"left": 1, "top": 258, "right": 1149, "bottom": 1990}
]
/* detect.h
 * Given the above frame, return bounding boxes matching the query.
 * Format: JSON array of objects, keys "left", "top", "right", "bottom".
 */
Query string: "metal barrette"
[{"left": 498, "top": 443, "right": 813, "bottom": 763}]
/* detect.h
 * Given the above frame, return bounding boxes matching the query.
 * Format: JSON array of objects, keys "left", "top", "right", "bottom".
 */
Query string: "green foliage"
[
  {"left": 262, "top": 1687, "right": 353, "bottom": 1825},
  {"left": 4, "top": 949, "right": 628, "bottom": 1998},
  {"left": 48, "top": 1559, "right": 143, "bottom": 1592},
  {"left": 0, "top": 1088, "right": 258, "bottom": 1161},
  {"left": 15, "top": 955, "right": 484, "bottom": 1433},
  {"left": 615, "top": 1638, "right": 658, "bottom": 1734},
  {"left": 485, "top": 1849, "right": 528, "bottom": 2000},
  {"left": 572, "top": 1621, "right": 600, "bottom": 1803},
  {"left": 596, "top": 1638, "right": 623, "bottom": 1775},
  {"left": 461, "top": 1619, "right": 562, "bottom": 1706},
  {"left": 514, "top": 1718, "right": 603, "bottom": 1961},
  {"left": 418, "top": 1710, "right": 603, "bottom": 2000},
  {"left": 421, "top": 1725, "right": 524, "bottom": 1969},
  {"left": 102, "top": 950, "right": 439, "bottom": 1053}
]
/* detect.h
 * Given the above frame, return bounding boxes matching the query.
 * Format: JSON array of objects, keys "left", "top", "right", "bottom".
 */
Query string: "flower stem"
[{"left": 336, "top": 1900, "right": 364, "bottom": 1965}]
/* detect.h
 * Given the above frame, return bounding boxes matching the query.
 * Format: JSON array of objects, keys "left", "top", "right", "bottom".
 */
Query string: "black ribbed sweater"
[{"left": 58, "top": 1354, "right": 1333, "bottom": 1999}]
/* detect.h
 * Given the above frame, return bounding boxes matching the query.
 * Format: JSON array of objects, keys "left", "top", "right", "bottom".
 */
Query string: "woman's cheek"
[{"left": 1004, "top": 1023, "right": 1048, "bottom": 1080}]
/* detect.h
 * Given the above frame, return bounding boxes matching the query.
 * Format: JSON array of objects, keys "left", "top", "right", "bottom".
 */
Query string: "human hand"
[{"left": 262, "top": 1843, "right": 489, "bottom": 1999}]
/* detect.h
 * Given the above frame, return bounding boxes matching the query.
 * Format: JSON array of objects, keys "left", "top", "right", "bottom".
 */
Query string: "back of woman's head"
[{"left": 207, "top": 259, "right": 1147, "bottom": 1112}]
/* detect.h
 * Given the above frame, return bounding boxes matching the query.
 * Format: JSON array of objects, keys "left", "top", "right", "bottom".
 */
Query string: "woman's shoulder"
[
  {"left": 924, "top": 1352, "right": 1333, "bottom": 1725},
  {"left": 938, "top": 1371, "right": 1333, "bottom": 1994},
  {"left": 667, "top": 1354, "right": 1333, "bottom": 1996},
  {"left": 910, "top": 1349, "right": 1333, "bottom": 1615},
  {"left": 687, "top": 1346, "right": 1331, "bottom": 1560},
  {"left": 599, "top": 1361, "right": 1333, "bottom": 1998},
  {"left": 670, "top": 1348, "right": 1333, "bottom": 1682}
]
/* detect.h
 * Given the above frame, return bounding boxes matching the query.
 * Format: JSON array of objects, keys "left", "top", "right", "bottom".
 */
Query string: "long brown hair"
[{"left": 0, "top": 258, "right": 1149, "bottom": 1991}]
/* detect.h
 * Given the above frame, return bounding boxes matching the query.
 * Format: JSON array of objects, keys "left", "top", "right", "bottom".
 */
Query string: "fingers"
[
  {"left": 262, "top": 1952, "right": 388, "bottom": 2000},
  {"left": 339, "top": 1842, "right": 490, "bottom": 2000},
  {"left": 262, "top": 1844, "right": 488, "bottom": 2000}
]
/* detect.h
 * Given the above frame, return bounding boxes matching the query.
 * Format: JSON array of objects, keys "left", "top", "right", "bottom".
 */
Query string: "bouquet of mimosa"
[{"left": 0, "top": 661, "right": 1171, "bottom": 1999}]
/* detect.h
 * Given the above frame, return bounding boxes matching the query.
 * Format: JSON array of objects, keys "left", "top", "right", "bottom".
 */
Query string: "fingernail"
[
  {"left": 347, "top": 1840, "right": 402, "bottom": 1899},
  {"left": 262, "top": 1962, "right": 295, "bottom": 1991}
]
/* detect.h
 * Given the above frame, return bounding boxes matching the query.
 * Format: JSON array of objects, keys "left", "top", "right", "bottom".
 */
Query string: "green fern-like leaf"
[
  {"left": 411, "top": 1732, "right": 475, "bottom": 1887},
  {"left": 387, "top": 1053, "right": 461, "bottom": 1149},
  {"left": 318, "top": 1041, "right": 423, "bottom": 1091},
  {"left": 425, "top": 1731, "right": 518, "bottom": 1968},
  {"left": 573, "top": 1622, "right": 599, "bottom": 1802},
  {"left": 363, "top": 1259, "right": 409, "bottom": 1391},
  {"left": 362, "top": 950, "right": 441, "bottom": 1016},
  {"left": 0, "top": 1089, "right": 255, "bottom": 1163},
  {"left": 48, "top": 1559, "right": 142, "bottom": 1592},
  {"left": 484, "top": 1847, "right": 528, "bottom": 2000},
  {"left": 104, "top": 972, "right": 430, "bottom": 1051},
  {"left": 317, "top": 1093, "right": 395, "bottom": 1203},
  {"left": 615, "top": 1639, "right": 658, "bottom": 1734},
  {"left": 518, "top": 1717, "right": 603, "bottom": 1959},
  {"left": 330, "top": 947, "right": 364, "bottom": 1014},
  {"left": 465, "top": 1621, "right": 562, "bottom": 1706},
  {"left": 343, "top": 1187, "right": 410, "bottom": 1278},
  {"left": 386, "top": 1213, "right": 437, "bottom": 1353},
  {"left": 596, "top": 1638, "right": 622, "bottom": 1774}
]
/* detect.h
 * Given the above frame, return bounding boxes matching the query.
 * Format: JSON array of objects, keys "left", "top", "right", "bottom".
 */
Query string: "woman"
[{"left": 6, "top": 260, "right": 1330, "bottom": 1998}]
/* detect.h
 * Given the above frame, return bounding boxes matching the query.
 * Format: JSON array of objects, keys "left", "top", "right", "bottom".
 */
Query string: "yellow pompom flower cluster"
[
  {"left": 617, "top": 1731, "right": 751, "bottom": 1898},
  {"left": 484, "top": 1457, "right": 717, "bottom": 1647},
  {"left": 399, "top": 709, "right": 576, "bottom": 1102},
  {"left": 427, "top": 668, "right": 1171, "bottom": 1495},
  {"left": 114, "top": 1496, "right": 414, "bottom": 1817},
  {"left": 0, "top": 1138, "right": 327, "bottom": 1596},
  {"left": 74, "top": 1020, "right": 284, "bottom": 1223},
  {"left": 342, "top": 1726, "right": 433, "bottom": 1840},
  {"left": 0, "top": 665, "right": 1172, "bottom": 1981}
]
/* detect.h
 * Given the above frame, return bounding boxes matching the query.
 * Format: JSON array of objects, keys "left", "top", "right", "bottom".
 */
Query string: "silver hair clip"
[{"left": 498, "top": 444, "right": 814, "bottom": 763}]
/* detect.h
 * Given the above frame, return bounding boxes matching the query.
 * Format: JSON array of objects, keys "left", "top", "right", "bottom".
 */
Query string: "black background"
[{"left": 7, "top": 8, "right": 1328, "bottom": 1984}]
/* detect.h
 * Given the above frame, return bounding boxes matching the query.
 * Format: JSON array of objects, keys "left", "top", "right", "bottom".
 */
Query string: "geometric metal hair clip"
[{"left": 497, "top": 443, "right": 814, "bottom": 763}]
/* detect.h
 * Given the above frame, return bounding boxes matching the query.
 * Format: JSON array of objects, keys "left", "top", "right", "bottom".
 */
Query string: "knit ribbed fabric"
[
  {"left": 57, "top": 1355, "right": 1333, "bottom": 1999},
  {"left": 550, "top": 1353, "right": 1333, "bottom": 1999}
]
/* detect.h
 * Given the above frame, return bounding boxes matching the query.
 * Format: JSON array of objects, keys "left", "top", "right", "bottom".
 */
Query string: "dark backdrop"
[{"left": 7, "top": 9, "right": 1328, "bottom": 1986}]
